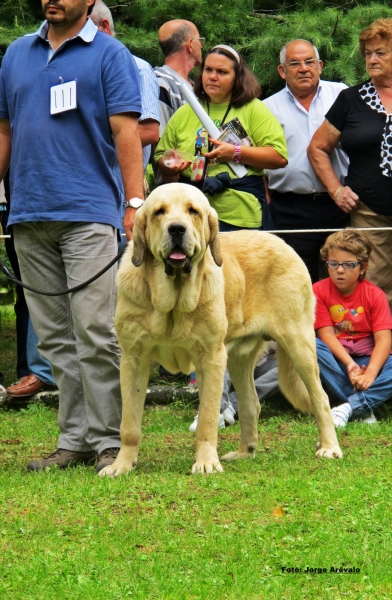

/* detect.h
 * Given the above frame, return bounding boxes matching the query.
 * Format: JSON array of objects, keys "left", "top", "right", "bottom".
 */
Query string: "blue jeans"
[
  {"left": 27, "top": 319, "right": 56, "bottom": 386},
  {"left": 316, "top": 338, "right": 392, "bottom": 418}
]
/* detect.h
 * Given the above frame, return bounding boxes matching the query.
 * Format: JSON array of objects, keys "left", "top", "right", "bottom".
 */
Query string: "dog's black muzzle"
[
  {"left": 164, "top": 223, "right": 192, "bottom": 276},
  {"left": 168, "top": 223, "right": 186, "bottom": 246}
]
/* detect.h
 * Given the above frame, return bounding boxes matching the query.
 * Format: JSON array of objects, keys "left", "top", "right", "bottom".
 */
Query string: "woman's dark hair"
[{"left": 193, "top": 47, "right": 261, "bottom": 107}]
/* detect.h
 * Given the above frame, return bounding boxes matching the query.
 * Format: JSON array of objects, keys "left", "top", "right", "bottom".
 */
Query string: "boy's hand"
[
  {"left": 347, "top": 362, "right": 363, "bottom": 386},
  {"left": 352, "top": 368, "right": 376, "bottom": 391}
]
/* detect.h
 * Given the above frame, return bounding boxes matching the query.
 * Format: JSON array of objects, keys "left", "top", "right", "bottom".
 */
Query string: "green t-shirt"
[{"left": 155, "top": 99, "right": 287, "bottom": 228}]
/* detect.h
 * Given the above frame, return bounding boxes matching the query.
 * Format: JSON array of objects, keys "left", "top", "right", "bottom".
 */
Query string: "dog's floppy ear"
[
  {"left": 208, "top": 207, "right": 222, "bottom": 267},
  {"left": 131, "top": 207, "right": 147, "bottom": 267}
]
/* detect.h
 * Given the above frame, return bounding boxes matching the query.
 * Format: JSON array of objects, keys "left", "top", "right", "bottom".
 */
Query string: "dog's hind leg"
[
  {"left": 193, "top": 345, "right": 227, "bottom": 474},
  {"left": 99, "top": 353, "right": 151, "bottom": 477},
  {"left": 275, "top": 333, "right": 342, "bottom": 459},
  {"left": 221, "top": 343, "right": 262, "bottom": 462}
]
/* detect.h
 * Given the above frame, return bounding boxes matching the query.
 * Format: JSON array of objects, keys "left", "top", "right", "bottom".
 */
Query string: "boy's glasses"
[{"left": 326, "top": 261, "right": 360, "bottom": 270}]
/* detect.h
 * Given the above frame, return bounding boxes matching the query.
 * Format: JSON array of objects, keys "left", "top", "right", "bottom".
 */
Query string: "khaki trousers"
[
  {"left": 14, "top": 221, "right": 122, "bottom": 453},
  {"left": 351, "top": 202, "right": 392, "bottom": 311}
]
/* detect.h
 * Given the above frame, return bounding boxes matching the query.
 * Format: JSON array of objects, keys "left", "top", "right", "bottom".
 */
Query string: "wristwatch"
[
  {"left": 124, "top": 197, "right": 144, "bottom": 209},
  {"left": 232, "top": 144, "right": 242, "bottom": 163}
]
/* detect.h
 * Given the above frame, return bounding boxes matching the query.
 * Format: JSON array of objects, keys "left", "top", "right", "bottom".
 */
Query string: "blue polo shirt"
[{"left": 0, "top": 19, "right": 142, "bottom": 229}]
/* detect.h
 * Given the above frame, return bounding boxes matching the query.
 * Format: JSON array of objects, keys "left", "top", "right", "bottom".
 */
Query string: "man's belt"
[{"left": 271, "top": 191, "right": 332, "bottom": 202}]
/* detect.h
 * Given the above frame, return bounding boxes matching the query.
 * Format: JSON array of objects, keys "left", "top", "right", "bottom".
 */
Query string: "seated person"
[
  {"left": 189, "top": 345, "right": 280, "bottom": 431},
  {"left": 313, "top": 230, "right": 392, "bottom": 427}
]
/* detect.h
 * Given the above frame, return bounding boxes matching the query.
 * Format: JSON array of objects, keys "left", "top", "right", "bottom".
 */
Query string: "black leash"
[{"left": 0, "top": 247, "right": 125, "bottom": 296}]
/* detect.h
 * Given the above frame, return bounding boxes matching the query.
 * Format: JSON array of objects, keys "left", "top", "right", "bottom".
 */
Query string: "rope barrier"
[
  {"left": 2, "top": 226, "right": 392, "bottom": 240},
  {"left": 1, "top": 225, "right": 391, "bottom": 295}
]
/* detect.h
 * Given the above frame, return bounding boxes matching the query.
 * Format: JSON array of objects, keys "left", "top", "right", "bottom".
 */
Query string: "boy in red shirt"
[{"left": 313, "top": 230, "right": 392, "bottom": 427}]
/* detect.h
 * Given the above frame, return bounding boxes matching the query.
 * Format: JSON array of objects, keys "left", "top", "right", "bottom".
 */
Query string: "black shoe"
[
  {"left": 27, "top": 448, "right": 98, "bottom": 471},
  {"left": 95, "top": 447, "right": 120, "bottom": 473}
]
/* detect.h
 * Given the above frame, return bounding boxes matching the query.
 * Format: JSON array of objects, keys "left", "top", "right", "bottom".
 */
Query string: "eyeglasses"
[
  {"left": 285, "top": 59, "right": 318, "bottom": 69},
  {"left": 326, "top": 261, "right": 360, "bottom": 270},
  {"left": 191, "top": 37, "right": 205, "bottom": 47}
]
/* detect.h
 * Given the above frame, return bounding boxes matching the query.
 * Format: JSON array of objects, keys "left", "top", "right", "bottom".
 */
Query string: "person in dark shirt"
[{"left": 308, "top": 18, "right": 392, "bottom": 310}]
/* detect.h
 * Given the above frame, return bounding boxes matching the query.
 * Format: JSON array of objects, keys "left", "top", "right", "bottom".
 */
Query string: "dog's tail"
[{"left": 276, "top": 344, "right": 313, "bottom": 414}]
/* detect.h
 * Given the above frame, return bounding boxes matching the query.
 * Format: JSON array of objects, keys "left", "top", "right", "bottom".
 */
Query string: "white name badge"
[{"left": 50, "top": 80, "right": 77, "bottom": 115}]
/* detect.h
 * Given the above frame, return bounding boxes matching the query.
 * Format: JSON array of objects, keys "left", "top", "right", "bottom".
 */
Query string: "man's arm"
[
  {"left": 0, "top": 119, "right": 11, "bottom": 182},
  {"left": 138, "top": 119, "right": 160, "bottom": 147},
  {"left": 109, "top": 113, "right": 144, "bottom": 241}
]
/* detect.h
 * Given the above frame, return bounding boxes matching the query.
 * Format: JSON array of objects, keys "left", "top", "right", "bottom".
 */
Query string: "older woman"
[
  {"left": 155, "top": 45, "right": 288, "bottom": 231},
  {"left": 308, "top": 18, "right": 392, "bottom": 309}
]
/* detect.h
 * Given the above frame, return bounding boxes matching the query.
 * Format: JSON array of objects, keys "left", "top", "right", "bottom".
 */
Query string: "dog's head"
[{"left": 132, "top": 183, "right": 222, "bottom": 275}]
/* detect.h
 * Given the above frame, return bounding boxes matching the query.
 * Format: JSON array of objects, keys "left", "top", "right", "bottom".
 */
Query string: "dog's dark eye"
[
  {"left": 189, "top": 207, "right": 199, "bottom": 216},
  {"left": 154, "top": 208, "right": 165, "bottom": 216}
]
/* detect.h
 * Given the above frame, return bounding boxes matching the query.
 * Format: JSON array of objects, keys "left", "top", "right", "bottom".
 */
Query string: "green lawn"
[{"left": 1, "top": 304, "right": 392, "bottom": 599}]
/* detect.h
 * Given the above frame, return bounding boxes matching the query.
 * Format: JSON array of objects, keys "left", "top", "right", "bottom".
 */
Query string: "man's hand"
[{"left": 123, "top": 207, "right": 138, "bottom": 242}]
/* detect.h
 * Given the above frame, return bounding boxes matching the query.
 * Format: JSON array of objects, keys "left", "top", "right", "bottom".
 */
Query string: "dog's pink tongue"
[{"left": 170, "top": 251, "right": 186, "bottom": 260}]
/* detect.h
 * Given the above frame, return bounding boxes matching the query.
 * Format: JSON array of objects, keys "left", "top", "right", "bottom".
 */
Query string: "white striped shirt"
[{"left": 133, "top": 57, "right": 160, "bottom": 171}]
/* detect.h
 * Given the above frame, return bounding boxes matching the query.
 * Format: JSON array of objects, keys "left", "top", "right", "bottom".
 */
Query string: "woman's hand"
[
  {"left": 333, "top": 185, "right": 360, "bottom": 214},
  {"left": 308, "top": 119, "right": 359, "bottom": 211},
  {"left": 168, "top": 158, "right": 193, "bottom": 173},
  {"left": 204, "top": 139, "right": 235, "bottom": 162},
  {"left": 205, "top": 138, "right": 287, "bottom": 169},
  {"left": 157, "top": 153, "right": 192, "bottom": 177}
]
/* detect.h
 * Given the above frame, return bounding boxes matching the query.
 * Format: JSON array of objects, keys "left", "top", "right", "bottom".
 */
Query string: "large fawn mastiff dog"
[{"left": 100, "top": 183, "right": 342, "bottom": 477}]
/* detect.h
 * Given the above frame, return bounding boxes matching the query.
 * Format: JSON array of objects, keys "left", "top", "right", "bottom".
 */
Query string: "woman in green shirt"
[{"left": 155, "top": 45, "right": 288, "bottom": 230}]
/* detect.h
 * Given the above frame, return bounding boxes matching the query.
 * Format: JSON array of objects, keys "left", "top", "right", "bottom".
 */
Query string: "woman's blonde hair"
[
  {"left": 359, "top": 18, "right": 392, "bottom": 57},
  {"left": 320, "top": 230, "right": 372, "bottom": 266}
]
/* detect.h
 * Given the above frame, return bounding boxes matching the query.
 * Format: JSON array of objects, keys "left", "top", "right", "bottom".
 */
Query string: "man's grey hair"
[
  {"left": 280, "top": 40, "right": 320, "bottom": 64},
  {"left": 90, "top": 0, "right": 115, "bottom": 36},
  {"left": 159, "top": 24, "right": 193, "bottom": 58}
]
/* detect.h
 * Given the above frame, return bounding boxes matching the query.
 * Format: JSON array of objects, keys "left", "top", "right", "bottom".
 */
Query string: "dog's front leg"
[
  {"left": 192, "top": 346, "right": 227, "bottom": 474},
  {"left": 99, "top": 354, "right": 150, "bottom": 478}
]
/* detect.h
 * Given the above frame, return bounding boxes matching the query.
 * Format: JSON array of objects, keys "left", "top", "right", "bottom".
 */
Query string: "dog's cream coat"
[{"left": 100, "top": 183, "right": 342, "bottom": 477}]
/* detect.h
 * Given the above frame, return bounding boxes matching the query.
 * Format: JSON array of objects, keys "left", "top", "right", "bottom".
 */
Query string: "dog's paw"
[
  {"left": 191, "top": 460, "right": 224, "bottom": 474},
  {"left": 221, "top": 449, "right": 256, "bottom": 461},
  {"left": 98, "top": 460, "right": 136, "bottom": 478},
  {"left": 315, "top": 445, "right": 343, "bottom": 459}
]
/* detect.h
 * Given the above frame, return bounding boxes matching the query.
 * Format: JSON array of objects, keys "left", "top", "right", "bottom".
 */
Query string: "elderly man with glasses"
[{"left": 263, "top": 39, "right": 350, "bottom": 283}]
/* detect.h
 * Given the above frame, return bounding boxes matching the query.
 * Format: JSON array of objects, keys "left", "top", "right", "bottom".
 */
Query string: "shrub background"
[{"left": 0, "top": 1, "right": 391, "bottom": 96}]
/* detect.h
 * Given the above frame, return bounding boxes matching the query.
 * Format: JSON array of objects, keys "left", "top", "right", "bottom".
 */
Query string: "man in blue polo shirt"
[{"left": 0, "top": 0, "right": 145, "bottom": 473}]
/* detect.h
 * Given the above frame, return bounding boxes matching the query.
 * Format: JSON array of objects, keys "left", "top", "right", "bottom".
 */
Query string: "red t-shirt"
[{"left": 313, "top": 278, "right": 392, "bottom": 355}]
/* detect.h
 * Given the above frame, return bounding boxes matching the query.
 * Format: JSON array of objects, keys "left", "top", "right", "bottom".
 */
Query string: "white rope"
[
  {"left": 2, "top": 226, "right": 392, "bottom": 240},
  {"left": 263, "top": 227, "right": 392, "bottom": 234}
]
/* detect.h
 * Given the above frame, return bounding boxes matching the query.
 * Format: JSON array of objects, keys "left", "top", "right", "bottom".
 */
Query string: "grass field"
[{"left": 1, "top": 303, "right": 392, "bottom": 599}]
